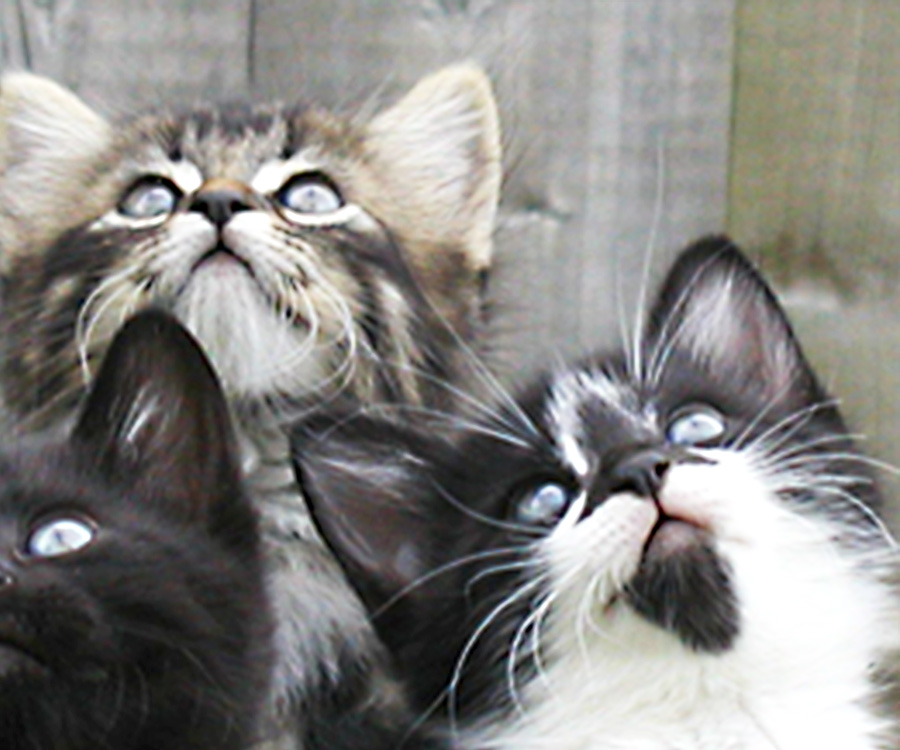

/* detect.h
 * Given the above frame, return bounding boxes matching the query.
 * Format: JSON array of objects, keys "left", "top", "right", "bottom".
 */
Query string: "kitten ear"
[
  {"left": 71, "top": 310, "right": 240, "bottom": 519},
  {"left": 646, "top": 236, "right": 820, "bottom": 406},
  {"left": 290, "top": 414, "right": 436, "bottom": 616},
  {"left": 0, "top": 73, "right": 112, "bottom": 260},
  {"left": 0, "top": 72, "right": 110, "bottom": 169},
  {"left": 364, "top": 63, "right": 501, "bottom": 271}
]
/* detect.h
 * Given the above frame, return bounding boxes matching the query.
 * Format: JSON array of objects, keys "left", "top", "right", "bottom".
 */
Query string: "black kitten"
[
  {"left": 293, "top": 237, "right": 899, "bottom": 749},
  {"left": 0, "top": 310, "right": 272, "bottom": 750}
]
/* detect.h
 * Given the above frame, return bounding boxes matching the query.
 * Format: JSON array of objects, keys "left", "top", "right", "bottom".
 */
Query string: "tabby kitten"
[
  {"left": 0, "top": 64, "right": 499, "bottom": 419},
  {"left": 0, "top": 64, "right": 501, "bottom": 742},
  {"left": 294, "top": 237, "right": 900, "bottom": 749},
  {"left": 0, "top": 309, "right": 271, "bottom": 750}
]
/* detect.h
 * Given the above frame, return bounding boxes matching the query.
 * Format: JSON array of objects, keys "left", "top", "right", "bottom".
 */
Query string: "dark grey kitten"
[
  {"left": 0, "top": 65, "right": 501, "bottom": 746},
  {"left": 294, "top": 237, "right": 900, "bottom": 749},
  {"left": 0, "top": 310, "right": 272, "bottom": 750}
]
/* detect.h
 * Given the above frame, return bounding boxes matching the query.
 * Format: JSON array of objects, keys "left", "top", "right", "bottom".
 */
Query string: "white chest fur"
[
  {"left": 463, "top": 455, "right": 897, "bottom": 750},
  {"left": 467, "top": 580, "right": 891, "bottom": 750}
]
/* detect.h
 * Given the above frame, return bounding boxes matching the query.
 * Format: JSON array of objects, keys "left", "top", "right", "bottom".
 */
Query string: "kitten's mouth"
[
  {"left": 642, "top": 512, "right": 709, "bottom": 561},
  {"left": 624, "top": 503, "right": 739, "bottom": 653},
  {"left": 191, "top": 244, "right": 256, "bottom": 279}
]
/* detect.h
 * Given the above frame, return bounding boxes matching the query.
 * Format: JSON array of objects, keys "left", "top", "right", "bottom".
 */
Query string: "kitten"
[
  {"left": 0, "top": 65, "right": 499, "bottom": 420},
  {"left": 293, "top": 237, "right": 900, "bottom": 749},
  {"left": 0, "top": 64, "right": 501, "bottom": 743},
  {"left": 0, "top": 309, "right": 272, "bottom": 750}
]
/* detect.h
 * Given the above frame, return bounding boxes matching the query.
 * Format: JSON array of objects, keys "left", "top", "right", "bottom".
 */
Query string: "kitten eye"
[
  {"left": 277, "top": 173, "right": 343, "bottom": 214},
  {"left": 27, "top": 517, "right": 96, "bottom": 559},
  {"left": 514, "top": 482, "right": 573, "bottom": 526},
  {"left": 666, "top": 406, "right": 726, "bottom": 446},
  {"left": 119, "top": 176, "right": 182, "bottom": 219}
]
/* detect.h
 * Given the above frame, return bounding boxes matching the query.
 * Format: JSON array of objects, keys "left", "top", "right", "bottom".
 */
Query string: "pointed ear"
[
  {"left": 363, "top": 63, "right": 501, "bottom": 271},
  {"left": 71, "top": 310, "right": 240, "bottom": 520},
  {"left": 646, "top": 236, "right": 820, "bottom": 406},
  {"left": 0, "top": 73, "right": 112, "bottom": 261},
  {"left": 290, "top": 413, "right": 437, "bottom": 617},
  {"left": 0, "top": 72, "right": 111, "bottom": 170}
]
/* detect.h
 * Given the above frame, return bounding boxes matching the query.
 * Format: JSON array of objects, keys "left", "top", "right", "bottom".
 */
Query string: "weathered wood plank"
[
  {"left": 253, "top": 0, "right": 735, "bottom": 375},
  {"left": 730, "top": 0, "right": 900, "bottom": 528},
  {"left": 1, "top": 0, "right": 253, "bottom": 105},
  {"left": 0, "top": 0, "right": 737, "bottom": 376}
]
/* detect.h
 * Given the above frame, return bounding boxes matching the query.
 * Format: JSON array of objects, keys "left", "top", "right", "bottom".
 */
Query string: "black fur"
[
  {"left": 292, "top": 236, "right": 887, "bottom": 741},
  {"left": 0, "top": 310, "right": 272, "bottom": 750}
]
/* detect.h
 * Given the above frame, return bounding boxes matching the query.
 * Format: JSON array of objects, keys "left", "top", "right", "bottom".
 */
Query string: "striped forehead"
[
  {"left": 546, "top": 368, "right": 651, "bottom": 477},
  {"left": 175, "top": 107, "right": 289, "bottom": 173}
]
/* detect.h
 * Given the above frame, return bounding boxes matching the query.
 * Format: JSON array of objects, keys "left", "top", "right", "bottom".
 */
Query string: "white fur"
[
  {"left": 463, "top": 447, "right": 898, "bottom": 750},
  {"left": 548, "top": 369, "right": 654, "bottom": 477}
]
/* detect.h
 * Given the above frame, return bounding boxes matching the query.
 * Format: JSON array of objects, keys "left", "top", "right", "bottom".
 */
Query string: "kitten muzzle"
[
  {"left": 613, "top": 456, "right": 739, "bottom": 652},
  {"left": 191, "top": 243, "right": 256, "bottom": 278}
]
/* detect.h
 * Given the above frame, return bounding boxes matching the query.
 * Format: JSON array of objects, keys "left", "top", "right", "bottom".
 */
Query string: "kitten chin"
[
  {"left": 173, "top": 256, "right": 333, "bottom": 398},
  {"left": 292, "top": 236, "right": 900, "bottom": 750}
]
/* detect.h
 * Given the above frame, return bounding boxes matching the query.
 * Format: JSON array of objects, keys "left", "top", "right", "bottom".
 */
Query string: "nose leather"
[
  {"left": 604, "top": 445, "right": 672, "bottom": 498},
  {"left": 189, "top": 178, "right": 261, "bottom": 228}
]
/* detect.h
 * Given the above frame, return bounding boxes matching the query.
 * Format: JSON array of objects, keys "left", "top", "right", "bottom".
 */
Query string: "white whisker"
[
  {"left": 373, "top": 547, "right": 529, "bottom": 618},
  {"left": 630, "top": 130, "right": 667, "bottom": 384},
  {"left": 446, "top": 577, "right": 543, "bottom": 736},
  {"left": 75, "top": 262, "right": 147, "bottom": 383}
]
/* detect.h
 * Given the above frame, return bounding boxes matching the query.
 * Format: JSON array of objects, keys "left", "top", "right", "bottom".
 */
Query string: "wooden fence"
[{"left": 3, "top": 0, "right": 899, "bottom": 527}]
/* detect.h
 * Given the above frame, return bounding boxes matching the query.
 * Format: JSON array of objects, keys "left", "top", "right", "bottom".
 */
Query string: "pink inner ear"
[{"left": 674, "top": 278, "right": 801, "bottom": 405}]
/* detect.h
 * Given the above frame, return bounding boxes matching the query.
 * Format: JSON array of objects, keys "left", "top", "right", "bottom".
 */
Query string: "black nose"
[
  {"left": 189, "top": 179, "right": 258, "bottom": 228},
  {"left": 604, "top": 446, "right": 671, "bottom": 498}
]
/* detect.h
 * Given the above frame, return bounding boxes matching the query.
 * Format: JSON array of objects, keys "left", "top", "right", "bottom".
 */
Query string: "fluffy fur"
[
  {"left": 0, "top": 65, "right": 501, "bottom": 746},
  {"left": 0, "top": 310, "right": 272, "bottom": 750},
  {"left": 0, "top": 65, "right": 500, "bottom": 418},
  {"left": 293, "top": 237, "right": 900, "bottom": 749}
]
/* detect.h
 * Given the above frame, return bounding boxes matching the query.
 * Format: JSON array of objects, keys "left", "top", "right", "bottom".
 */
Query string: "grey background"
[{"left": 2, "top": 0, "right": 899, "bottom": 529}]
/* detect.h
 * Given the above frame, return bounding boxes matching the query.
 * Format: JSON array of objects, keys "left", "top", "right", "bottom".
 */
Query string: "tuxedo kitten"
[
  {"left": 294, "top": 237, "right": 900, "bottom": 749},
  {"left": 0, "top": 64, "right": 500, "bottom": 743},
  {"left": 0, "top": 310, "right": 271, "bottom": 750}
]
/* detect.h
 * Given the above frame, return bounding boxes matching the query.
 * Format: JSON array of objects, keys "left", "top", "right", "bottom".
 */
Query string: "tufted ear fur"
[
  {"left": 0, "top": 72, "right": 110, "bottom": 168},
  {"left": 646, "top": 236, "right": 822, "bottom": 410},
  {"left": 0, "top": 72, "right": 113, "bottom": 262},
  {"left": 290, "top": 413, "right": 440, "bottom": 619},
  {"left": 362, "top": 63, "right": 501, "bottom": 272}
]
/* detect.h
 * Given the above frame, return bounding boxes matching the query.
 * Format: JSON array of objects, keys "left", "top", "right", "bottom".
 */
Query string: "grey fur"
[{"left": 0, "top": 65, "right": 501, "bottom": 748}]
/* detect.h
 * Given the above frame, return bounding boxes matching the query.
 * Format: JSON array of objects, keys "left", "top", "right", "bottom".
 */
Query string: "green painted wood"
[{"left": 730, "top": 0, "right": 900, "bottom": 529}]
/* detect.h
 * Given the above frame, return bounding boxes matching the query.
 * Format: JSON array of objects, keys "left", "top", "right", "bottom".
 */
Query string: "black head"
[{"left": 0, "top": 310, "right": 271, "bottom": 750}]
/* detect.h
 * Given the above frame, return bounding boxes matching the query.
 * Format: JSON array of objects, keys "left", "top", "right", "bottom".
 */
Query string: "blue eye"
[
  {"left": 119, "top": 177, "right": 181, "bottom": 219},
  {"left": 666, "top": 406, "right": 726, "bottom": 446},
  {"left": 515, "top": 482, "right": 572, "bottom": 526},
  {"left": 277, "top": 173, "right": 343, "bottom": 214},
  {"left": 27, "top": 517, "right": 96, "bottom": 558}
]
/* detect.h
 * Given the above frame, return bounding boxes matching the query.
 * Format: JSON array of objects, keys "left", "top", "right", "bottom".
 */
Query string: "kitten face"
[
  {"left": 0, "top": 65, "right": 500, "bottom": 424},
  {"left": 0, "top": 311, "right": 271, "bottom": 750},
  {"left": 294, "top": 237, "right": 899, "bottom": 748}
]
